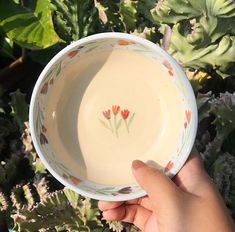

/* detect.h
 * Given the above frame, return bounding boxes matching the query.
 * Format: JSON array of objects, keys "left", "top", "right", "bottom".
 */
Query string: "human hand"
[{"left": 99, "top": 149, "right": 235, "bottom": 232}]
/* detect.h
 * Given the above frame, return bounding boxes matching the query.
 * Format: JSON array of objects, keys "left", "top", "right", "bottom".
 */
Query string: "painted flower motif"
[
  {"left": 42, "top": 125, "right": 47, "bottom": 133},
  {"left": 100, "top": 105, "right": 135, "bottom": 137},
  {"left": 40, "top": 82, "right": 48, "bottom": 94},
  {"left": 68, "top": 50, "right": 79, "bottom": 58},
  {"left": 162, "top": 60, "right": 174, "bottom": 76},
  {"left": 103, "top": 110, "right": 111, "bottom": 120},
  {"left": 162, "top": 60, "right": 172, "bottom": 70},
  {"left": 69, "top": 175, "right": 81, "bottom": 185},
  {"left": 112, "top": 105, "right": 120, "bottom": 115},
  {"left": 118, "top": 186, "right": 132, "bottom": 194},
  {"left": 121, "top": 109, "right": 130, "bottom": 119},
  {"left": 49, "top": 78, "right": 54, "bottom": 85},
  {"left": 168, "top": 70, "right": 174, "bottom": 76},
  {"left": 40, "top": 133, "right": 48, "bottom": 145},
  {"left": 184, "top": 121, "right": 188, "bottom": 129},
  {"left": 185, "top": 110, "right": 191, "bottom": 124},
  {"left": 68, "top": 46, "right": 84, "bottom": 58},
  {"left": 63, "top": 174, "right": 69, "bottom": 179},
  {"left": 164, "top": 161, "right": 174, "bottom": 172},
  {"left": 117, "top": 39, "right": 130, "bottom": 46}
]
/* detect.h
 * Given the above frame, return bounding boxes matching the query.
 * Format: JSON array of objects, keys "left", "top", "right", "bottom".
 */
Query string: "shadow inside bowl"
[{"left": 46, "top": 49, "right": 114, "bottom": 182}]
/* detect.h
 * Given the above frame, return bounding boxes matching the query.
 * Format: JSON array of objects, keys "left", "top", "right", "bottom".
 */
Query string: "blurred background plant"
[{"left": 0, "top": 0, "right": 234, "bottom": 231}]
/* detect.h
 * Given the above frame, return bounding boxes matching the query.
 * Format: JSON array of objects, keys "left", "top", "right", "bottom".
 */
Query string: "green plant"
[
  {"left": 0, "top": 0, "right": 235, "bottom": 231},
  {"left": 151, "top": 0, "right": 235, "bottom": 77}
]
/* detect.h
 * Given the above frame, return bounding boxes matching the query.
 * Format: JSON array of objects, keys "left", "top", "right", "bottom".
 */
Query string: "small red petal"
[
  {"left": 42, "top": 125, "right": 47, "bottom": 133},
  {"left": 68, "top": 50, "right": 78, "bottom": 58},
  {"left": 163, "top": 60, "right": 172, "bottom": 70},
  {"left": 164, "top": 161, "right": 174, "bottom": 172},
  {"left": 70, "top": 176, "right": 81, "bottom": 185},
  {"left": 185, "top": 110, "right": 191, "bottom": 124},
  {"left": 40, "top": 82, "right": 48, "bottom": 94},
  {"left": 118, "top": 39, "right": 129, "bottom": 46},
  {"left": 168, "top": 70, "right": 174, "bottom": 76}
]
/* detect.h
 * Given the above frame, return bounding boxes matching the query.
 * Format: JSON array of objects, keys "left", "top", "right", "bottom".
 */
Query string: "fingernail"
[{"left": 132, "top": 160, "right": 146, "bottom": 170}]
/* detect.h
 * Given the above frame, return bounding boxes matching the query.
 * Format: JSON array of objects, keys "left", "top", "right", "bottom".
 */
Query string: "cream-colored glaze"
[{"left": 46, "top": 49, "right": 183, "bottom": 185}]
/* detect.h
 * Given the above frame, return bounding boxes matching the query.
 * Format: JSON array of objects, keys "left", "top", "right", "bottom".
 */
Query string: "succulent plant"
[
  {"left": 196, "top": 92, "right": 235, "bottom": 219},
  {"left": 150, "top": 0, "right": 235, "bottom": 77},
  {"left": 12, "top": 188, "right": 104, "bottom": 232}
]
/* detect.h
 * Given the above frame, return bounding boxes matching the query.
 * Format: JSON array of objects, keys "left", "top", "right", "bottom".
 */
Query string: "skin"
[{"left": 99, "top": 150, "right": 235, "bottom": 232}]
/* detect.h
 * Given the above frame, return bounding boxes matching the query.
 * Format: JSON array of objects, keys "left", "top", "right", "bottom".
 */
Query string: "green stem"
[
  {"left": 114, "top": 115, "right": 118, "bottom": 138},
  {"left": 108, "top": 119, "right": 113, "bottom": 133},
  {"left": 124, "top": 119, "right": 129, "bottom": 133}
]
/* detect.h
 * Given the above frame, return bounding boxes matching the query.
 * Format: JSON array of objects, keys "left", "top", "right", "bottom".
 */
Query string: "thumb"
[{"left": 132, "top": 160, "right": 180, "bottom": 206}]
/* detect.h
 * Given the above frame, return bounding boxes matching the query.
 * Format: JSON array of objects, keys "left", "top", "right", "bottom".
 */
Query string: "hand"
[{"left": 99, "top": 149, "right": 235, "bottom": 232}]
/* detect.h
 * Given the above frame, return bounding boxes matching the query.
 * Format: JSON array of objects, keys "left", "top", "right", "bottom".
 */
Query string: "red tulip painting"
[
  {"left": 103, "top": 110, "right": 111, "bottom": 120},
  {"left": 121, "top": 109, "right": 130, "bottom": 119},
  {"left": 99, "top": 105, "right": 135, "bottom": 138},
  {"left": 112, "top": 105, "right": 120, "bottom": 115}
]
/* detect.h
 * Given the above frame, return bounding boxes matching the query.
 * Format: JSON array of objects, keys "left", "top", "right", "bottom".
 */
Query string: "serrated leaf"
[
  {"left": 33, "top": 158, "right": 46, "bottom": 174},
  {"left": 106, "top": 220, "right": 124, "bottom": 232},
  {"left": 23, "top": 184, "right": 35, "bottom": 210},
  {"left": 131, "top": 26, "right": 157, "bottom": 41},
  {"left": 64, "top": 188, "right": 80, "bottom": 208},
  {"left": 0, "top": 0, "right": 63, "bottom": 49},
  {"left": 9, "top": 89, "right": 28, "bottom": 131},
  {"left": 34, "top": 177, "right": 49, "bottom": 200},
  {"left": 94, "top": 0, "right": 108, "bottom": 24},
  {"left": 196, "top": 92, "right": 212, "bottom": 122},
  {"left": 119, "top": 0, "right": 138, "bottom": 32},
  {"left": 51, "top": 0, "right": 99, "bottom": 42},
  {"left": 0, "top": 192, "right": 8, "bottom": 211},
  {"left": 138, "top": 0, "right": 156, "bottom": 23},
  {"left": 94, "top": 1, "right": 124, "bottom": 31},
  {"left": 210, "top": 92, "right": 235, "bottom": 139}
]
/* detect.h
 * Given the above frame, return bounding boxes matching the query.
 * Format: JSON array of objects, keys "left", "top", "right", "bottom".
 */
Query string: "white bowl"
[{"left": 29, "top": 32, "right": 198, "bottom": 201}]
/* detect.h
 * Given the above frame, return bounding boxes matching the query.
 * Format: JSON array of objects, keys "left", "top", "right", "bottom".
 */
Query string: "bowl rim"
[{"left": 29, "top": 32, "right": 198, "bottom": 201}]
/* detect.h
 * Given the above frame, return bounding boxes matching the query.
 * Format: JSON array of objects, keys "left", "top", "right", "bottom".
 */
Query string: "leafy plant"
[
  {"left": 0, "top": 0, "right": 235, "bottom": 231},
  {"left": 150, "top": 0, "right": 235, "bottom": 77},
  {"left": 0, "top": 0, "right": 63, "bottom": 50},
  {"left": 196, "top": 92, "right": 235, "bottom": 219}
]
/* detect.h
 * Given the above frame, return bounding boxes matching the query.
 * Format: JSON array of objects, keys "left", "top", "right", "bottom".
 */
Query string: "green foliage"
[
  {"left": 0, "top": 0, "right": 63, "bottom": 49},
  {"left": 0, "top": 36, "right": 14, "bottom": 58},
  {"left": 13, "top": 188, "right": 105, "bottom": 232},
  {"left": 9, "top": 90, "right": 28, "bottom": 132},
  {"left": 51, "top": 0, "right": 100, "bottom": 42},
  {"left": 210, "top": 92, "right": 235, "bottom": 139},
  {"left": 150, "top": 0, "right": 235, "bottom": 77},
  {"left": 196, "top": 92, "right": 235, "bottom": 219},
  {"left": 119, "top": 0, "right": 138, "bottom": 32},
  {"left": 0, "top": 0, "right": 235, "bottom": 230}
]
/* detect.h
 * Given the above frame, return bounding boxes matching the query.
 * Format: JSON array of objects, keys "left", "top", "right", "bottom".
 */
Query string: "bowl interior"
[{"left": 30, "top": 33, "right": 197, "bottom": 201}]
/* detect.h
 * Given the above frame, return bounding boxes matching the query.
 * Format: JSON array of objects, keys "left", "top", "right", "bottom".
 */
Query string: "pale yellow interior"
[{"left": 45, "top": 49, "right": 183, "bottom": 185}]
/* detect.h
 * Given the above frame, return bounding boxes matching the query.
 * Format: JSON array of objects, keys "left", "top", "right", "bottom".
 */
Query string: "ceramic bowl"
[{"left": 29, "top": 32, "right": 198, "bottom": 201}]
